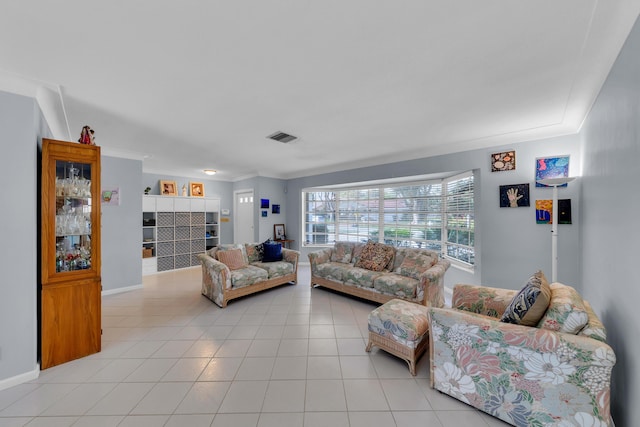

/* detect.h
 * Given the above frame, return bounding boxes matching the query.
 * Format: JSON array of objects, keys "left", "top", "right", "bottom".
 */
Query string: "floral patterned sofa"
[
  {"left": 198, "top": 243, "right": 299, "bottom": 308},
  {"left": 428, "top": 280, "right": 615, "bottom": 426},
  {"left": 308, "top": 241, "right": 450, "bottom": 306}
]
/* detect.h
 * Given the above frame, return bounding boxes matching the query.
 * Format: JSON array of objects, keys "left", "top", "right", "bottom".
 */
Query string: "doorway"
[{"left": 234, "top": 189, "right": 255, "bottom": 243}]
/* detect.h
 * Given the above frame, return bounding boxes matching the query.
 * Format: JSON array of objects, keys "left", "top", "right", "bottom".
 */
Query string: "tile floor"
[{"left": 0, "top": 264, "right": 509, "bottom": 427}]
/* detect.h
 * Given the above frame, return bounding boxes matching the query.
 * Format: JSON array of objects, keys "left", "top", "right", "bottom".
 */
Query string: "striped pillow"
[{"left": 217, "top": 249, "right": 247, "bottom": 270}]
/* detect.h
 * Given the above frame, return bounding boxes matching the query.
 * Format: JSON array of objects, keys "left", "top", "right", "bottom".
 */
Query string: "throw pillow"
[
  {"left": 500, "top": 271, "right": 551, "bottom": 326},
  {"left": 217, "top": 249, "right": 247, "bottom": 271},
  {"left": 355, "top": 241, "right": 395, "bottom": 272},
  {"left": 263, "top": 241, "right": 283, "bottom": 262},
  {"left": 246, "top": 243, "right": 264, "bottom": 263},
  {"left": 537, "top": 283, "right": 589, "bottom": 334}
]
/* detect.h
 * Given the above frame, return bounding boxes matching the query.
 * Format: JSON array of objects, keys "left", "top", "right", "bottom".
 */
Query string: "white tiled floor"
[{"left": 0, "top": 264, "right": 510, "bottom": 427}]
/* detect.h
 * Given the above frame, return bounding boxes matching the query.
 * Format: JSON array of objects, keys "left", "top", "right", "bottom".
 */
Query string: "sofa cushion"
[
  {"left": 500, "top": 271, "right": 551, "bottom": 326},
  {"left": 537, "top": 283, "right": 589, "bottom": 334},
  {"left": 217, "top": 249, "right": 248, "bottom": 271},
  {"left": 368, "top": 299, "right": 429, "bottom": 348},
  {"left": 355, "top": 241, "right": 395, "bottom": 272},
  {"left": 263, "top": 241, "right": 283, "bottom": 262},
  {"left": 343, "top": 267, "right": 382, "bottom": 288},
  {"left": 394, "top": 251, "right": 437, "bottom": 280},
  {"left": 229, "top": 265, "right": 268, "bottom": 289},
  {"left": 315, "top": 262, "right": 349, "bottom": 282},
  {"left": 245, "top": 243, "right": 264, "bottom": 263},
  {"left": 374, "top": 274, "right": 418, "bottom": 300},
  {"left": 251, "top": 260, "right": 294, "bottom": 278},
  {"left": 331, "top": 241, "right": 355, "bottom": 263}
]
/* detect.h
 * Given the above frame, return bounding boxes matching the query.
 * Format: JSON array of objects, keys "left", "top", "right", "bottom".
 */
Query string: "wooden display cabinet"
[{"left": 40, "top": 139, "right": 101, "bottom": 369}]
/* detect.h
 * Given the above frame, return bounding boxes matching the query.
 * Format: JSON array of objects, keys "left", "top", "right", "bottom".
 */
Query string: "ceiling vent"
[{"left": 268, "top": 131, "right": 297, "bottom": 143}]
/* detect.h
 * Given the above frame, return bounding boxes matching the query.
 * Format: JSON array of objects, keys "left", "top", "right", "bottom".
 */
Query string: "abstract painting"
[
  {"left": 536, "top": 155, "right": 570, "bottom": 187},
  {"left": 491, "top": 151, "right": 516, "bottom": 172}
]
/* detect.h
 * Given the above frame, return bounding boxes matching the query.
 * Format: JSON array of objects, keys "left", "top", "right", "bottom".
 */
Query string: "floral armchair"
[{"left": 428, "top": 283, "right": 615, "bottom": 426}]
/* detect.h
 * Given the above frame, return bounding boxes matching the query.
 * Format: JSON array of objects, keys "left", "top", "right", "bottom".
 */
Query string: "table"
[{"left": 275, "top": 239, "right": 294, "bottom": 249}]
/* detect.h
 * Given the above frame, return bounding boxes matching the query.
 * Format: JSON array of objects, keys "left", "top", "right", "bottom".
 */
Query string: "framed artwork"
[
  {"left": 261, "top": 198, "right": 270, "bottom": 208},
  {"left": 491, "top": 151, "right": 516, "bottom": 172},
  {"left": 536, "top": 155, "right": 570, "bottom": 187},
  {"left": 535, "top": 199, "right": 572, "bottom": 224},
  {"left": 262, "top": 210, "right": 268, "bottom": 217},
  {"left": 274, "top": 224, "right": 285, "bottom": 240},
  {"left": 272, "top": 204, "right": 280, "bottom": 214},
  {"left": 101, "top": 186, "right": 120, "bottom": 205},
  {"left": 190, "top": 181, "right": 205, "bottom": 197},
  {"left": 160, "top": 180, "right": 177, "bottom": 196},
  {"left": 499, "top": 183, "right": 529, "bottom": 207}
]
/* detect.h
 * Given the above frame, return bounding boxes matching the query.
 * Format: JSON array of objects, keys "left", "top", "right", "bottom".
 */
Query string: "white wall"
[
  {"left": 286, "top": 135, "right": 582, "bottom": 290},
  {"left": 580, "top": 15, "right": 640, "bottom": 425},
  {"left": 101, "top": 156, "right": 143, "bottom": 292},
  {"left": 0, "top": 91, "right": 49, "bottom": 387}
]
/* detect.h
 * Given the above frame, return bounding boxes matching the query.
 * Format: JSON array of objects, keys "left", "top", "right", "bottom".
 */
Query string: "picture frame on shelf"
[
  {"left": 160, "top": 180, "right": 177, "bottom": 196},
  {"left": 274, "top": 224, "right": 285, "bottom": 240},
  {"left": 190, "top": 181, "right": 205, "bottom": 197}
]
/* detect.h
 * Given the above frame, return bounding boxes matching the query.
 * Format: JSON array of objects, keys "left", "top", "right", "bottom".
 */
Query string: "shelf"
[{"left": 142, "top": 195, "right": 220, "bottom": 273}]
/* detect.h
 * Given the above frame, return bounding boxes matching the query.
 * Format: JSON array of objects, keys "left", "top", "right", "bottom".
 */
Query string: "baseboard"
[
  {"left": 299, "top": 261, "right": 310, "bottom": 266},
  {"left": 102, "top": 284, "right": 143, "bottom": 296},
  {"left": 0, "top": 365, "right": 40, "bottom": 392}
]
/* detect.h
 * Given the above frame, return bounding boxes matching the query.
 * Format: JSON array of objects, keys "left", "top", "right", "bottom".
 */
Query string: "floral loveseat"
[
  {"left": 308, "top": 241, "right": 450, "bottom": 306},
  {"left": 428, "top": 277, "right": 615, "bottom": 426},
  {"left": 198, "top": 243, "right": 299, "bottom": 308}
]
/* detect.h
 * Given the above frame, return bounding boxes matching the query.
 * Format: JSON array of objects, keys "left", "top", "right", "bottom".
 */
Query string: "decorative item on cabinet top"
[{"left": 160, "top": 180, "right": 177, "bottom": 196}]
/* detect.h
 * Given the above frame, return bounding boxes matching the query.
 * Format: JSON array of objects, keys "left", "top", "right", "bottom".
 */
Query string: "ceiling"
[{"left": 1, "top": 1, "right": 639, "bottom": 181}]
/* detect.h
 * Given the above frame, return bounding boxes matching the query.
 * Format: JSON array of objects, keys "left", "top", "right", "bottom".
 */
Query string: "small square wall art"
[
  {"left": 536, "top": 199, "right": 572, "bottom": 224},
  {"left": 499, "top": 183, "right": 529, "bottom": 208},
  {"left": 491, "top": 151, "right": 516, "bottom": 172}
]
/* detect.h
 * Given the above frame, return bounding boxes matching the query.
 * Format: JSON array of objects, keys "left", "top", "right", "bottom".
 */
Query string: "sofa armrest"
[
  {"left": 452, "top": 284, "right": 517, "bottom": 318},
  {"left": 428, "top": 307, "right": 615, "bottom": 425},
  {"left": 198, "top": 252, "right": 231, "bottom": 307},
  {"left": 308, "top": 248, "right": 333, "bottom": 274},
  {"left": 282, "top": 248, "right": 300, "bottom": 273},
  {"left": 418, "top": 258, "right": 450, "bottom": 307}
]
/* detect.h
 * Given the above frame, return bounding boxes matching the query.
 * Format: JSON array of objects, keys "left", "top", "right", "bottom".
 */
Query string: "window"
[{"left": 303, "top": 172, "right": 475, "bottom": 267}]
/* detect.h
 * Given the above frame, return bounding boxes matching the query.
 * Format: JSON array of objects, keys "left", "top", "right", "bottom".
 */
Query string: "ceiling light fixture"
[{"left": 204, "top": 169, "right": 217, "bottom": 175}]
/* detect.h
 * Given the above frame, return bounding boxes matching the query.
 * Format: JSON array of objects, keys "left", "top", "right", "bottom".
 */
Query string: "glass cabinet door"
[{"left": 54, "top": 161, "right": 93, "bottom": 272}]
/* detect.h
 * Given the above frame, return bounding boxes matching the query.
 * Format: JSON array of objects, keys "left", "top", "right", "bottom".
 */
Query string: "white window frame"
[
  {"left": 302, "top": 172, "right": 475, "bottom": 268},
  {"left": 442, "top": 171, "right": 475, "bottom": 269}
]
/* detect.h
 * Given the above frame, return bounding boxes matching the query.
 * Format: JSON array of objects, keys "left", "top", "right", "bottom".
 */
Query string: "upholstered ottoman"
[{"left": 365, "top": 299, "right": 430, "bottom": 375}]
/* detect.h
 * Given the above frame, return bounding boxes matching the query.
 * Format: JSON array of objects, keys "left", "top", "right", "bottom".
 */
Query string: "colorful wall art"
[
  {"left": 499, "top": 183, "right": 530, "bottom": 207},
  {"left": 536, "top": 155, "right": 570, "bottom": 187},
  {"left": 536, "top": 199, "right": 572, "bottom": 224},
  {"left": 491, "top": 151, "right": 516, "bottom": 172}
]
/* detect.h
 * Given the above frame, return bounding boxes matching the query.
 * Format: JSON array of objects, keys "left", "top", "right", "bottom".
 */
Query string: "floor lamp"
[{"left": 537, "top": 177, "right": 575, "bottom": 282}]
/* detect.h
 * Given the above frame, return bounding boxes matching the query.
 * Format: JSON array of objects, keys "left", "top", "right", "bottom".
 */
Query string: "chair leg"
[
  {"left": 365, "top": 341, "right": 373, "bottom": 352},
  {"left": 408, "top": 358, "right": 416, "bottom": 376}
]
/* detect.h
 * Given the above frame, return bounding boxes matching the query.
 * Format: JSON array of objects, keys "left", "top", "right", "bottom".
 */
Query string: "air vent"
[{"left": 267, "top": 131, "right": 297, "bottom": 143}]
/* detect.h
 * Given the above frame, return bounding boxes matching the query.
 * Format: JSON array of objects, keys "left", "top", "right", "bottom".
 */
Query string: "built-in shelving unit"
[{"left": 142, "top": 195, "right": 220, "bottom": 275}]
